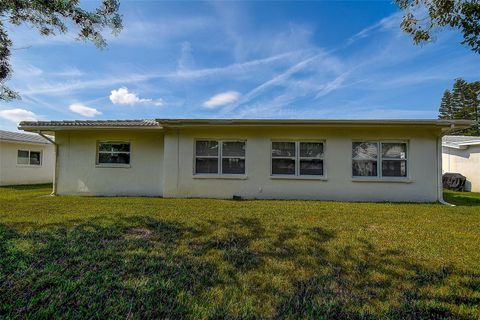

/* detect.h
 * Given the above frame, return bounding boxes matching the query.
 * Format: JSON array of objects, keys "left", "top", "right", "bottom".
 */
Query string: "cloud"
[
  {"left": 202, "top": 91, "right": 240, "bottom": 108},
  {"left": 109, "top": 87, "right": 163, "bottom": 106},
  {"left": 69, "top": 103, "right": 102, "bottom": 117},
  {"left": 177, "top": 41, "right": 195, "bottom": 72},
  {"left": 0, "top": 108, "right": 38, "bottom": 123}
]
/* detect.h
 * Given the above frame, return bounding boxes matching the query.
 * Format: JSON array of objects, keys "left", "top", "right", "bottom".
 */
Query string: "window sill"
[
  {"left": 351, "top": 177, "right": 412, "bottom": 183},
  {"left": 193, "top": 174, "right": 248, "bottom": 180},
  {"left": 95, "top": 164, "right": 131, "bottom": 168},
  {"left": 16, "top": 165, "right": 42, "bottom": 168},
  {"left": 270, "top": 175, "right": 328, "bottom": 181}
]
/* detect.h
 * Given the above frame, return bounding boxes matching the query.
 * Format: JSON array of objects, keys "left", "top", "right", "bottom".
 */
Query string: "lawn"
[{"left": 0, "top": 185, "right": 479, "bottom": 319}]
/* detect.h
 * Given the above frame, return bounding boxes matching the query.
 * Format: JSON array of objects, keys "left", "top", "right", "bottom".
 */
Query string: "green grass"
[
  {"left": 444, "top": 189, "right": 480, "bottom": 206},
  {"left": 1, "top": 185, "right": 479, "bottom": 319}
]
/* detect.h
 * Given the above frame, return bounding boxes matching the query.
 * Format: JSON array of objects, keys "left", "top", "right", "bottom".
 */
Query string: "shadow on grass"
[
  {"left": 444, "top": 190, "right": 480, "bottom": 206},
  {"left": 0, "top": 183, "right": 53, "bottom": 191},
  {"left": 1, "top": 217, "right": 479, "bottom": 319}
]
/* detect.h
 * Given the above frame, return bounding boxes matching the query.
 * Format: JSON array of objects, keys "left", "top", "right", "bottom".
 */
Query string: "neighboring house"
[
  {"left": 18, "top": 119, "right": 471, "bottom": 202},
  {"left": 0, "top": 130, "right": 55, "bottom": 186},
  {"left": 442, "top": 135, "right": 480, "bottom": 192}
]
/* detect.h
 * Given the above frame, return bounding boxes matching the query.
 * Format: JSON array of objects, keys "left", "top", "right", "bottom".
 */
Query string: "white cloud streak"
[
  {"left": 0, "top": 108, "right": 38, "bottom": 123},
  {"left": 202, "top": 91, "right": 240, "bottom": 108},
  {"left": 69, "top": 103, "right": 102, "bottom": 117}
]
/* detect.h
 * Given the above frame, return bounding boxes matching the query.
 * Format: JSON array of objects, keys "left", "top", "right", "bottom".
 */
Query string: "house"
[
  {"left": 0, "top": 130, "right": 55, "bottom": 186},
  {"left": 18, "top": 119, "right": 472, "bottom": 202},
  {"left": 442, "top": 135, "right": 480, "bottom": 192}
]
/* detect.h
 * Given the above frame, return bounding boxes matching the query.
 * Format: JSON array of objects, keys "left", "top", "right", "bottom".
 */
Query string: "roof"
[
  {"left": 18, "top": 118, "right": 474, "bottom": 132},
  {"left": 442, "top": 135, "right": 480, "bottom": 149},
  {"left": 19, "top": 120, "right": 161, "bottom": 131},
  {"left": 0, "top": 130, "right": 51, "bottom": 144}
]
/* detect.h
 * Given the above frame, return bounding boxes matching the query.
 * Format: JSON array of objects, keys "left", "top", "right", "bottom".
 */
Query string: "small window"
[
  {"left": 17, "top": 150, "right": 42, "bottom": 166},
  {"left": 97, "top": 142, "right": 130, "bottom": 165},
  {"left": 272, "top": 142, "right": 296, "bottom": 175},
  {"left": 271, "top": 141, "right": 324, "bottom": 176},
  {"left": 352, "top": 142, "right": 378, "bottom": 177},
  {"left": 195, "top": 140, "right": 245, "bottom": 175},
  {"left": 222, "top": 141, "right": 245, "bottom": 174},
  {"left": 352, "top": 141, "right": 408, "bottom": 178},
  {"left": 381, "top": 143, "right": 407, "bottom": 177}
]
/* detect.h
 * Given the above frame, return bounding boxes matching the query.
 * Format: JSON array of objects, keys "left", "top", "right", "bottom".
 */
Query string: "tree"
[
  {"left": 395, "top": 0, "right": 480, "bottom": 54},
  {"left": 438, "top": 78, "right": 480, "bottom": 135},
  {"left": 438, "top": 90, "right": 453, "bottom": 119},
  {"left": 0, "top": 0, "right": 122, "bottom": 101}
]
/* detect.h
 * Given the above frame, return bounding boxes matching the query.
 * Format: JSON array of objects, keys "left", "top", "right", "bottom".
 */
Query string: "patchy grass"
[
  {"left": 0, "top": 185, "right": 479, "bottom": 319},
  {"left": 444, "top": 189, "right": 480, "bottom": 206}
]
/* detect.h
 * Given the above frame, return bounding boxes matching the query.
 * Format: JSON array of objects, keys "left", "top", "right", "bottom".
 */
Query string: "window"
[
  {"left": 97, "top": 142, "right": 130, "bottom": 166},
  {"left": 271, "top": 141, "right": 324, "bottom": 176},
  {"left": 352, "top": 141, "right": 407, "bottom": 178},
  {"left": 195, "top": 140, "right": 245, "bottom": 175},
  {"left": 381, "top": 143, "right": 407, "bottom": 177},
  {"left": 17, "top": 150, "right": 42, "bottom": 166}
]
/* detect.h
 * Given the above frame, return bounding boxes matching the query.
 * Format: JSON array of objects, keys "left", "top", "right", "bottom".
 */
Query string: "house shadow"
[
  {"left": 0, "top": 183, "right": 53, "bottom": 191},
  {"left": 1, "top": 216, "right": 478, "bottom": 319}
]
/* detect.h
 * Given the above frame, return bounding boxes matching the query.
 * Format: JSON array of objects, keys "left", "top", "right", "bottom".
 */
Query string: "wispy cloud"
[
  {"left": 202, "top": 91, "right": 240, "bottom": 108},
  {"left": 109, "top": 87, "right": 163, "bottom": 106},
  {"left": 0, "top": 108, "right": 38, "bottom": 123},
  {"left": 347, "top": 11, "right": 402, "bottom": 45},
  {"left": 69, "top": 103, "right": 102, "bottom": 117}
]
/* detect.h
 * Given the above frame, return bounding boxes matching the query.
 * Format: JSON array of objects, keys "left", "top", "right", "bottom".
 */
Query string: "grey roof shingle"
[
  {"left": 443, "top": 135, "right": 480, "bottom": 148},
  {"left": 0, "top": 130, "right": 51, "bottom": 144},
  {"left": 19, "top": 119, "right": 160, "bottom": 128}
]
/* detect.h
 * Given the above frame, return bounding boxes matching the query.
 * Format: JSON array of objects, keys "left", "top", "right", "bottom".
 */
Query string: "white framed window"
[
  {"left": 17, "top": 150, "right": 42, "bottom": 166},
  {"left": 97, "top": 141, "right": 131, "bottom": 166},
  {"left": 352, "top": 141, "right": 407, "bottom": 178},
  {"left": 271, "top": 141, "right": 324, "bottom": 176},
  {"left": 195, "top": 140, "right": 246, "bottom": 175}
]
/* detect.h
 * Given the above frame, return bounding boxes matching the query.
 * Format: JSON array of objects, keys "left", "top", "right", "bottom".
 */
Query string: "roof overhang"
[
  {"left": 18, "top": 119, "right": 474, "bottom": 134},
  {"left": 18, "top": 120, "right": 163, "bottom": 134},
  {"left": 443, "top": 141, "right": 480, "bottom": 149},
  {"left": 156, "top": 119, "right": 474, "bottom": 131}
]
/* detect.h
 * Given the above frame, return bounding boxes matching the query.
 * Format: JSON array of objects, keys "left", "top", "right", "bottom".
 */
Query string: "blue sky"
[{"left": 1, "top": 0, "right": 479, "bottom": 131}]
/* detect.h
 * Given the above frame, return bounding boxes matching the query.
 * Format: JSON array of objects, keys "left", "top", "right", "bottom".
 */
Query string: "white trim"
[
  {"left": 351, "top": 178, "right": 413, "bottom": 183},
  {"left": 270, "top": 175, "right": 328, "bottom": 181},
  {"left": 193, "top": 174, "right": 248, "bottom": 180}
]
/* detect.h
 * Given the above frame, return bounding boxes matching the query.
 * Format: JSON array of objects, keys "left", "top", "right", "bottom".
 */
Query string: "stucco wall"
[
  {"left": 163, "top": 126, "right": 440, "bottom": 202},
  {"left": 55, "top": 130, "right": 163, "bottom": 196},
  {"left": 0, "top": 140, "right": 54, "bottom": 186},
  {"left": 442, "top": 145, "right": 480, "bottom": 192}
]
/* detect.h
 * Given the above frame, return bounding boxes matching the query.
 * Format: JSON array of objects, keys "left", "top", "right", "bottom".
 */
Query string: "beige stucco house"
[
  {"left": 18, "top": 119, "right": 471, "bottom": 202},
  {"left": 0, "top": 130, "right": 55, "bottom": 186},
  {"left": 442, "top": 135, "right": 480, "bottom": 192}
]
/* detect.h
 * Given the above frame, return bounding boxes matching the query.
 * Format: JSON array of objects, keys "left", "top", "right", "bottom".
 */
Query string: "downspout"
[
  {"left": 37, "top": 131, "right": 57, "bottom": 196},
  {"left": 437, "top": 134, "right": 454, "bottom": 206}
]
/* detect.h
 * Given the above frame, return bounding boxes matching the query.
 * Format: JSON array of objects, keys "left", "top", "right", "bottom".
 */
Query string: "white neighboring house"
[
  {"left": 442, "top": 135, "right": 480, "bottom": 192},
  {"left": 0, "top": 130, "right": 55, "bottom": 186}
]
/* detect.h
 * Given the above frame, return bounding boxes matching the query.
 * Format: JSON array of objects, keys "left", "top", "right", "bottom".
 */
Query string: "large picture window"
[
  {"left": 97, "top": 142, "right": 130, "bottom": 166},
  {"left": 271, "top": 141, "right": 324, "bottom": 176},
  {"left": 17, "top": 150, "right": 42, "bottom": 166},
  {"left": 352, "top": 141, "right": 407, "bottom": 178},
  {"left": 195, "top": 140, "right": 245, "bottom": 175}
]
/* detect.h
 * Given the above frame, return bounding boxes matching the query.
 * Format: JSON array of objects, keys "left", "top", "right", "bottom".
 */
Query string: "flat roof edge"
[{"left": 155, "top": 118, "right": 475, "bottom": 128}]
